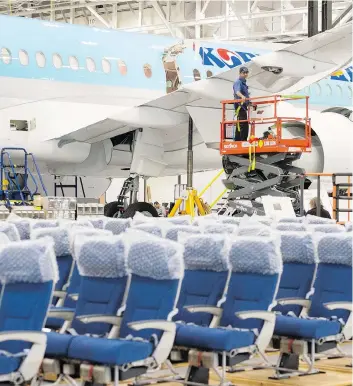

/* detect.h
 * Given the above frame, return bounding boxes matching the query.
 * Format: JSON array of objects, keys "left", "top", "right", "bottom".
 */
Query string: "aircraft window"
[
  {"left": 193, "top": 69, "right": 201, "bottom": 81},
  {"left": 313, "top": 83, "right": 321, "bottom": 96},
  {"left": 117, "top": 59, "right": 127, "bottom": 75},
  {"left": 69, "top": 56, "right": 79, "bottom": 71},
  {"left": 53, "top": 53, "right": 63, "bottom": 69},
  {"left": 36, "top": 52, "right": 46, "bottom": 68},
  {"left": 325, "top": 84, "right": 332, "bottom": 97},
  {"left": 336, "top": 84, "right": 343, "bottom": 97},
  {"left": 348, "top": 85, "right": 352, "bottom": 99},
  {"left": 144, "top": 64, "right": 152, "bottom": 78},
  {"left": 1, "top": 48, "right": 11, "bottom": 65},
  {"left": 19, "top": 50, "right": 29, "bottom": 66},
  {"left": 207, "top": 70, "right": 213, "bottom": 78},
  {"left": 102, "top": 58, "right": 111, "bottom": 74},
  {"left": 86, "top": 57, "right": 96, "bottom": 72}
]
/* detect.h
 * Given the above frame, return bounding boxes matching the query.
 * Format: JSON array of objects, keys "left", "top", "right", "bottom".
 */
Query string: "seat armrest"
[
  {"left": 183, "top": 306, "right": 223, "bottom": 316},
  {"left": 47, "top": 310, "right": 75, "bottom": 321},
  {"left": 128, "top": 320, "right": 176, "bottom": 333},
  {"left": 235, "top": 310, "right": 275, "bottom": 323},
  {"left": 53, "top": 290, "right": 67, "bottom": 299},
  {"left": 277, "top": 298, "right": 311, "bottom": 308},
  {"left": 76, "top": 315, "right": 121, "bottom": 325},
  {"left": 0, "top": 331, "right": 46, "bottom": 345},
  {"left": 324, "top": 302, "right": 352, "bottom": 312},
  {"left": 0, "top": 332, "right": 47, "bottom": 381},
  {"left": 68, "top": 293, "right": 79, "bottom": 301},
  {"left": 129, "top": 321, "right": 176, "bottom": 366},
  {"left": 235, "top": 311, "right": 276, "bottom": 353}
]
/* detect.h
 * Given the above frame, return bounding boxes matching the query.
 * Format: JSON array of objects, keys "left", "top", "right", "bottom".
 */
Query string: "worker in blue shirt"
[{"left": 233, "top": 66, "right": 250, "bottom": 141}]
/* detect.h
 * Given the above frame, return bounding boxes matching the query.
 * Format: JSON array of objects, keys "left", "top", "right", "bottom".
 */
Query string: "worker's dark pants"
[{"left": 234, "top": 107, "right": 249, "bottom": 141}]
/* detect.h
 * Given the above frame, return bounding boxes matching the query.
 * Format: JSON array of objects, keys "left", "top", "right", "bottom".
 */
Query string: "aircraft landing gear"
[{"left": 104, "top": 175, "right": 158, "bottom": 218}]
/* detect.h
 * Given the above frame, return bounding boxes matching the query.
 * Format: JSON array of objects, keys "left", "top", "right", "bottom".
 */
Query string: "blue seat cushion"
[
  {"left": 0, "top": 355, "right": 21, "bottom": 374},
  {"left": 175, "top": 324, "right": 256, "bottom": 352},
  {"left": 68, "top": 336, "right": 154, "bottom": 365},
  {"left": 275, "top": 315, "right": 342, "bottom": 340},
  {"left": 46, "top": 332, "right": 75, "bottom": 357}
]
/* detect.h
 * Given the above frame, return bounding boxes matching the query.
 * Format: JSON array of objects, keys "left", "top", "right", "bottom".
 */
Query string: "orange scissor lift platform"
[{"left": 220, "top": 95, "right": 312, "bottom": 155}]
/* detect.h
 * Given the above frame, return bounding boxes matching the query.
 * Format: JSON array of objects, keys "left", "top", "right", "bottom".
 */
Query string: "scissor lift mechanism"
[{"left": 219, "top": 95, "right": 312, "bottom": 216}]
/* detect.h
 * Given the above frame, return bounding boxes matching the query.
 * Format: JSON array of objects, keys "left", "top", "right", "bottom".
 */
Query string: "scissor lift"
[{"left": 219, "top": 95, "right": 312, "bottom": 216}]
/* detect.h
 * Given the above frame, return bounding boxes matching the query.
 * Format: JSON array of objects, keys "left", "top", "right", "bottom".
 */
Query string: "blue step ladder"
[{"left": 0, "top": 147, "right": 48, "bottom": 208}]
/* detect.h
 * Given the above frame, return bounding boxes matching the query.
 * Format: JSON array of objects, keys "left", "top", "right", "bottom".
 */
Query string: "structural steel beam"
[
  {"left": 322, "top": 0, "right": 332, "bottom": 31},
  {"left": 86, "top": 5, "right": 111, "bottom": 28},
  {"left": 308, "top": 0, "right": 318, "bottom": 37},
  {"left": 332, "top": 3, "right": 352, "bottom": 27}
]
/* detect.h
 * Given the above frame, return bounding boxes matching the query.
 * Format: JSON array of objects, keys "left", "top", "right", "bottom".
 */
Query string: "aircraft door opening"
[{"left": 162, "top": 44, "right": 184, "bottom": 94}]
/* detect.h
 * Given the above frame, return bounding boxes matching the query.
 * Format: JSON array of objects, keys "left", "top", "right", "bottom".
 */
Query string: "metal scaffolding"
[{"left": 0, "top": 0, "right": 352, "bottom": 43}]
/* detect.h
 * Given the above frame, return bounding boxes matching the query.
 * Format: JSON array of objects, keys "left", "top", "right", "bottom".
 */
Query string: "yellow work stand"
[{"left": 168, "top": 188, "right": 206, "bottom": 218}]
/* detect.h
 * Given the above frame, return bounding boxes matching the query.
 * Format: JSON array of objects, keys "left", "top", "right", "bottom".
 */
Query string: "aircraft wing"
[{"left": 53, "top": 22, "right": 352, "bottom": 146}]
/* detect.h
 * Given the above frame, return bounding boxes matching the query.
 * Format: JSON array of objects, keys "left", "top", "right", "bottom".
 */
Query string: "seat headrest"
[
  {"left": 75, "top": 235, "right": 128, "bottom": 278},
  {"left": 229, "top": 237, "right": 282, "bottom": 275},
  {"left": 126, "top": 234, "right": 184, "bottom": 280},
  {"left": 180, "top": 234, "right": 230, "bottom": 272},
  {"left": 237, "top": 225, "right": 272, "bottom": 237},
  {"left": 0, "top": 222, "right": 20, "bottom": 241},
  {"left": 276, "top": 223, "right": 307, "bottom": 232},
  {"left": 279, "top": 232, "right": 317, "bottom": 264},
  {"left": 278, "top": 217, "right": 304, "bottom": 224},
  {"left": 218, "top": 217, "right": 242, "bottom": 225},
  {"left": 31, "top": 219, "right": 59, "bottom": 231},
  {"left": 245, "top": 215, "right": 272, "bottom": 227},
  {"left": 203, "top": 223, "right": 237, "bottom": 235},
  {"left": 165, "top": 225, "right": 200, "bottom": 241},
  {"left": 8, "top": 219, "right": 30, "bottom": 240},
  {"left": 69, "top": 228, "right": 113, "bottom": 257},
  {"left": 133, "top": 223, "right": 163, "bottom": 237},
  {"left": 104, "top": 218, "right": 131, "bottom": 235},
  {"left": 346, "top": 222, "right": 352, "bottom": 232},
  {"left": 305, "top": 215, "right": 336, "bottom": 225},
  {"left": 317, "top": 233, "right": 352, "bottom": 266},
  {"left": 309, "top": 224, "right": 345, "bottom": 233},
  {"left": 0, "top": 238, "right": 58, "bottom": 284},
  {"left": 88, "top": 218, "right": 106, "bottom": 229},
  {"left": 61, "top": 219, "right": 94, "bottom": 229},
  {"left": 31, "top": 227, "right": 71, "bottom": 257},
  {"left": 162, "top": 216, "right": 192, "bottom": 226}
]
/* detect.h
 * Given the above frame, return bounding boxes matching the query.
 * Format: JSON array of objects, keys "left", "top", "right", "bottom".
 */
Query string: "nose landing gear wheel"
[{"left": 121, "top": 202, "right": 159, "bottom": 218}]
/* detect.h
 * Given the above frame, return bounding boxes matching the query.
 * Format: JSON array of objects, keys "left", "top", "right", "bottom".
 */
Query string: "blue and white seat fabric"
[
  {"left": 278, "top": 217, "right": 304, "bottom": 223},
  {"left": 273, "top": 232, "right": 317, "bottom": 317},
  {"left": 57, "top": 233, "right": 184, "bottom": 384},
  {"left": 218, "top": 217, "right": 242, "bottom": 225},
  {"left": 104, "top": 218, "right": 132, "bottom": 235},
  {"left": 273, "top": 233, "right": 352, "bottom": 379},
  {"left": 0, "top": 222, "right": 20, "bottom": 242},
  {"left": 175, "top": 234, "right": 231, "bottom": 326},
  {"left": 174, "top": 237, "right": 282, "bottom": 381},
  {"left": 237, "top": 225, "right": 272, "bottom": 237},
  {"left": 0, "top": 238, "right": 57, "bottom": 381},
  {"left": 202, "top": 223, "right": 237, "bottom": 235},
  {"left": 304, "top": 215, "right": 336, "bottom": 225},
  {"left": 31, "top": 227, "right": 72, "bottom": 303},
  {"left": 345, "top": 222, "right": 352, "bottom": 232},
  {"left": 87, "top": 218, "right": 106, "bottom": 229},
  {"left": 307, "top": 224, "right": 345, "bottom": 233},
  {"left": 165, "top": 225, "right": 201, "bottom": 241},
  {"left": 275, "top": 223, "right": 307, "bottom": 232},
  {"left": 42, "top": 234, "right": 130, "bottom": 378},
  {"left": 6, "top": 217, "right": 30, "bottom": 240},
  {"left": 132, "top": 223, "right": 164, "bottom": 237},
  {"left": 30, "top": 219, "right": 59, "bottom": 232}
]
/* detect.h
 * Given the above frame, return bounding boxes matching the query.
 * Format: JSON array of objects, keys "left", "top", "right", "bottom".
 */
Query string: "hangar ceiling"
[{"left": 0, "top": 0, "right": 351, "bottom": 43}]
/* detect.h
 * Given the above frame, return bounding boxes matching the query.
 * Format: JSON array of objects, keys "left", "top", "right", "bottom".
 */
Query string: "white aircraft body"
[{"left": 0, "top": 15, "right": 352, "bottom": 199}]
